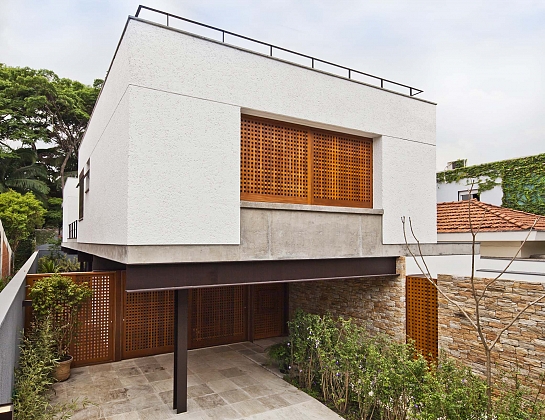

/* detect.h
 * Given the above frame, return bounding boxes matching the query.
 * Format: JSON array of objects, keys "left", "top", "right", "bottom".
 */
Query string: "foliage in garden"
[
  {"left": 0, "top": 190, "right": 45, "bottom": 257},
  {"left": 436, "top": 153, "right": 545, "bottom": 215},
  {"left": 283, "top": 310, "right": 545, "bottom": 419},
  {"left": 29, "top": 274, "right": 92, "bottom": 359}
]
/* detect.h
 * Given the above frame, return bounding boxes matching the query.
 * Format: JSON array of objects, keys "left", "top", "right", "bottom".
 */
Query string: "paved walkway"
[{"left": 51, "top": 341, "right": 341, "bottom": 419}]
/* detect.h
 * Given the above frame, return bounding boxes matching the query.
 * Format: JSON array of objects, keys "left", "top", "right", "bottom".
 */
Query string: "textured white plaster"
[
  {"left": 407, "top": 254, "right": 545, "bottom": 282},
  {"left": 78, "top": 91, "right": 130, "bottom": 245},
  {"left": 437, "top": 178, "right": 503, "bottom": 205},
  {"left": 73, "top": 18, "right": 437, "bottom": 249},
  {"left": 380, "top": 136, "right": 437, "bottom": 244},
  {"left": 126, "top": 20, "right": 436, "bottom": 145},
  {"left": 62, "top": 177, "right": 79, "bottom": 242},
  {"left": 78, "top": 32, "right": 131, "bottom": 173},
  {"left": 127, "top": 86, "right": 240, "bottom": 245}
]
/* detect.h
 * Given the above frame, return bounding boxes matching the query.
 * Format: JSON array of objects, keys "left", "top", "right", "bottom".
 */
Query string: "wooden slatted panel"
[
  {"left": 240, "top": 116, "right": 373, "bottom": 208},
  {"left": 189, "top": 286, "right": 247, "bottom": 349},
  {"left": 406, "top": 275, "right": 438, "bottom": 361},
  {"left": 253, "top": 284, "right": 285, "bottom": 340},
  {"left": 72, "top": 273, "right": 116, "bottom": 366},
  {"left": 312, "top": 131, "right": 373, "bottom": 208},
  {"left": 26, "top": 272, "right": 117, "bottom": 367},
  {"left": 123, "top": 290, "right": 175, "bottom": 359},
  {"left": 241, "top": 117, "right": 309, "bottom": 203},
  {"left": 1, "top": 240, "right": 9, "bottom": 277}
]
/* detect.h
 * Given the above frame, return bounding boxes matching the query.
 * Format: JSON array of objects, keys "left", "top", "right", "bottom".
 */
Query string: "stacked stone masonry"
[
  {"left": 288, "top": 257, "right": 406, "bottom": 342},
  {"left": 438, "top": 274, "right": 545, "bottom": 391}
]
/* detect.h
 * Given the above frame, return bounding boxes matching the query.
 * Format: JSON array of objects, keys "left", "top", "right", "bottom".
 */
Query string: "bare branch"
[
  {"left": 402, "top": 217, "right": 479, "bottom": 332},
  {"left": 478, "top": 217, "right": 541, "bottom": 303},
  {"left": 490, "top": 291, "right": 545, "bottom": 351}
]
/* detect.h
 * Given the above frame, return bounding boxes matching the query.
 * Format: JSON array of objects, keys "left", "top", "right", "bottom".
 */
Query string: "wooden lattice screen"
[
  {"left": 253, "top": 284, "right": 285, "bottom": 340},
  {"left": 123, "top": 289, "right": 175, "bottom": 359},
  {"left": 26, "top": 272, "right": 118, "bottom": 367},
  {"left": 406, "top": 275, "right": 438, "bottom": 361},
  {"left": 189, "top": 286, "right": 247, "bottom": 349},
  {"left": 1, "top": 240, "right": 9, "bottom": 277},
  {"left": 241, "top": 116, "right": 373, "bottom": 208}
]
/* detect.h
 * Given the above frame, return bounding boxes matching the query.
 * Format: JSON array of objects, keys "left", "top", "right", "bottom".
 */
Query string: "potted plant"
[{"left": 29, "top": 273, "right": 93, "bottom": 381}]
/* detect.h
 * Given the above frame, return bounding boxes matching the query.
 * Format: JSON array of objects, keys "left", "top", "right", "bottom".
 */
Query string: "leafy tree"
[
  {"left": 0, "top": 63, "right": 102, "bottom": 193},
  {"left": 44, "top": 197, "right": 63, "bottom": 229},
  {"left": 0, "top": 145, "right": 49, "bottom": 198},
  {"left": 0, "top": 190, "right": 45, "bottom": 257}
]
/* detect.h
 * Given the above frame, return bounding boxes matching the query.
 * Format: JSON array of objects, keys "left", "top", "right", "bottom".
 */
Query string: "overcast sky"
[{"left": 1, "top": 0, "right": 544, "bottom": 171}]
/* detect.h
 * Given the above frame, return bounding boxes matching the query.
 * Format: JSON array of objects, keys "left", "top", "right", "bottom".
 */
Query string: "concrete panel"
[
  {"left": 269, "top": 210, "right": 364, "bottom": 259},
  {"left": 127, "top": 87, "right": 240, "bottom": 245},
  {"left": 239, "top": 208, "right": 270, "bottom": 259}
]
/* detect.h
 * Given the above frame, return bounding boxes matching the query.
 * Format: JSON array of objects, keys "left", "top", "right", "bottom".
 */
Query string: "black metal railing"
[
  {"left": 135, "top": 5, "right": 423, "bottom": 97},
  {"left": 68, "top": 220, "right": 77, "bottom": 239}
]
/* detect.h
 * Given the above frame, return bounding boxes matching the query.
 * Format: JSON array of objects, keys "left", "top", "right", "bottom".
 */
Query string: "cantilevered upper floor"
[{"left": 62, "top": 7, "right": 442, "bottom": 264}]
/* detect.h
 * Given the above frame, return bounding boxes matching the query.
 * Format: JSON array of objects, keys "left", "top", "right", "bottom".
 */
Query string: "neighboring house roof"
[{"left": 437, "top": 200, "right": 545, "bottom": 233}]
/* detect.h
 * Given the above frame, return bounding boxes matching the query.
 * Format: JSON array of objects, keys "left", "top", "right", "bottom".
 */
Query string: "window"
[
  {"left": 78, "top": 161, "right": 90, "bottom": 220},
  {"left": 84, "top": 159, "right": 90, "bottom": 193},
  {"left": 240, "top": 116, "right": 373, "bottom": 208},
  {"left": 78, "top": 170, "right": 85, "bottom": 220},
  {"left": 458, "top": 190, "right": 479, "bottom": 201}
]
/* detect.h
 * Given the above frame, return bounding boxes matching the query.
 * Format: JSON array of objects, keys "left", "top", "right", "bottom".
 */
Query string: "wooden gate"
[
  {"left": 123, "top": 287, "right": 175, "bottom": 359},
  {"left": 189, "top": 286, "right": 247, "bottom": 349},
  {"left": 406, "top": 275, "right": 438, "bottom": 361},
  {"left": 27, "top": 273, "right": 287, "bottom": 365},
  {"left": 253, "top": 284, "right": 286, "bottom": 340},
  {"left": 26, "top": 272, "right": 121, "bottom": 367}
]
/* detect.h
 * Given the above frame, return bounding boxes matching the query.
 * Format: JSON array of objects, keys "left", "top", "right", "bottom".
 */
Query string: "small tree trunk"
[
  {"left": 59, "top": 152, "right": 71, "bottom": 196},
  {"left": 486, "top": 348, "right": 492, "bottom": 418}
]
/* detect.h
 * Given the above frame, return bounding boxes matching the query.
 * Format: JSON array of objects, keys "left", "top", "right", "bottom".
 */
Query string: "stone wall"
[
  {"left": 438, "top": 274, "right": 545, "bottom": 389},
  {"left": 288, "top": 257, "right": 406, "bottom": 341}
]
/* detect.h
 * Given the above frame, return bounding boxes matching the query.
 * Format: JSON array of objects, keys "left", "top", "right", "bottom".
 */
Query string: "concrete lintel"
[{"left": 240, "top": 200, "right": 384, "bottom": 215}]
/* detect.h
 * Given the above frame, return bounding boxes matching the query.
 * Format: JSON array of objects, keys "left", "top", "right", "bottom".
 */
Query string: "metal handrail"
[{"left": 135, "top": 5, "right": 423, "bottom": 97}]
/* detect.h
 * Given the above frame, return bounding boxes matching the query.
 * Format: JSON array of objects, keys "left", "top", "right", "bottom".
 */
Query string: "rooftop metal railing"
[{"left": 135, "top": 5, "right": 424, "bottom": 97}]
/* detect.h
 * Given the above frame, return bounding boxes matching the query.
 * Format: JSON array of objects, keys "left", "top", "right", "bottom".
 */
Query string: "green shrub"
[
  {"left": 13, "top": 317, "right": 91, "bottom": 420},
  {"left": 416, "top": 354, "right": 487, "bottom": 420},
  {"left": 29, "top": 274, "right": 92, "bottom": 359},
  {"left": 267, "top": 341, "right": 290, "bottom": 373},
  {"left": 0, "top": 275, "right": 12, "bottom": 292},
  {"left": 13, "top": 317, "right": 57, "bottom": 419},
  {"left": 287, "top": 310, "right": 492, "bottom": 420}
]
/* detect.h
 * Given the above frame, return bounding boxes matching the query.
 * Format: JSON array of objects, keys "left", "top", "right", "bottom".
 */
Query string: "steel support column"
[{"left": 173, "top": 289, "right": 188, "bottom": 413}]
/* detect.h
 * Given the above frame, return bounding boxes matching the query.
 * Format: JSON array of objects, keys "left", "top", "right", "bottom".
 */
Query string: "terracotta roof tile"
[{"left": 437, "top": 200, "right": 545, "bottom": 233}]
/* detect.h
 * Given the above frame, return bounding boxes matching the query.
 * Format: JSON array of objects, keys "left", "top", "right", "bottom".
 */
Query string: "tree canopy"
[
  {"left": 0, "top": 63, "right": 102, "bottom": 193},
  {"left": 0, "top": 190, "right": 45, "bottom": 255}
]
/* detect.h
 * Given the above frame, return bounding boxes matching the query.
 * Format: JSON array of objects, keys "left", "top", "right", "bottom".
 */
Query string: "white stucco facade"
[
  {"left": 68, "top": 17, "right": 438, "bottom": 254},
  {"left": 436, "top": 178, "right": 503, "bottom": 206},
  {"left": 62, "top": 177, "right": 80, "bottom": 243}
]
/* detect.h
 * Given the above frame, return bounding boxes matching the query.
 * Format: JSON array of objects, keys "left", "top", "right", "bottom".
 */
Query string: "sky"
[{"left": 1, "top": 0, "right": 544, "bottom": 171}]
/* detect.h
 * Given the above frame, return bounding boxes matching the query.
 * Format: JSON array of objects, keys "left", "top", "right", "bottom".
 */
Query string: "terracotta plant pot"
[{"left": 53, "top": 356, "right": 73, "bottom": 382}]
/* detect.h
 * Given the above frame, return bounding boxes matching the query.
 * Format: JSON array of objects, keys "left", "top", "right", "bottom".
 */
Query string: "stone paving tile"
[{"left": 51, "top": 341, "right": 340, "bottom": 420}]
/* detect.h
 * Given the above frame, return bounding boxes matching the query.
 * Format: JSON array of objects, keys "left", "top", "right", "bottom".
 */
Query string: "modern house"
[{"left": 61, "top": 6, "right": 468, "bottom": 413}]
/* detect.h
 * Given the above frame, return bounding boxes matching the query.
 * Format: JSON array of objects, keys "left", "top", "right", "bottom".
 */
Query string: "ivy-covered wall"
[{"left": 437, "top": 154, "right": 545, "bottom": 216}]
